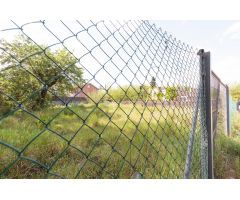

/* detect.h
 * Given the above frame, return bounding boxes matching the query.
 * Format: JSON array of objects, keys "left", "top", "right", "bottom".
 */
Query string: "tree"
[
  {"left": 166, "top": 87, "right": 178, "bottom": 101},
  {"left": 139, "top": 84, "right": 151, "bottom": 101},
  {"left": 0, "top": 35, "right": 85, "bottom": 111},
  {"left": 157, "top": 90, "right": 164, "bottom": 101},
  {"left": 150, "top": 76, "right": 156, "bottom": 89},
  {"left": 230, "top": 83, "right": 240, "bottom": 102}
]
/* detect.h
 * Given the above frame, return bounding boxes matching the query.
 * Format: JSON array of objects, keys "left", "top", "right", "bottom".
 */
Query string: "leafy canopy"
[{"left": 0, "top": 35, "right": 85, "bottom": 112}]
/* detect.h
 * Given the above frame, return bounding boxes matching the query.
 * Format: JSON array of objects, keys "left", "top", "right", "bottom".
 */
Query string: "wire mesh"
[
  {"left": 0, "top": 20, "right": 206, "bottom": 178},
  {"left": 211, "top": 71, "right": 228, "bottom": 137}
]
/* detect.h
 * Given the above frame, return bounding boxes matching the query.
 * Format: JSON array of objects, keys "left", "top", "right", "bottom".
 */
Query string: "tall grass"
[
  {"left": 232, "top": 113, "right": 240, "bottom": 136},
  {"left": 0, "top": 102, "right": 198, "bottom": 178},
  {"left": 214, "top": 134, "right": 240, "bottom": 178},
  {"left": 214, "top": 113, "right": 240, "bottom": 178}
]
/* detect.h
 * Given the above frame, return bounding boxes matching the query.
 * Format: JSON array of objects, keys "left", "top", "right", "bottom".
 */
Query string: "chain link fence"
[
  {"left": 0, "top": 20, "right": 211, "bottom": 178},
  {"left": 211, "top": 71, "right": 229, "bottom": 137},
  {"left": 210, "top": 71, "right": 240, "bottom": 178}
]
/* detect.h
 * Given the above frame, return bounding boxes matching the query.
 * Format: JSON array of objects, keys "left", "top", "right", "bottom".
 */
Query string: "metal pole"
[
  {"left": 198, "top": 49, "right": 207, "bottom": 178},
  {"left": 226, "top": 85, "right": 230, "bottom": 136},
  {"left": 198, "top": 49, "right": 213, "bottom": 179},
  {"left": 203, "top": 51, "right": 213, "bottom": 179}
]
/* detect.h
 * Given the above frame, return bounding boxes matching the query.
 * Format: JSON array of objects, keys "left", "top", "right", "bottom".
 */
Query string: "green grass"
[
  {"left": 214, "top": 134, "right": 240, "bottom": 178},
  {"left": 0, "top": 102, "right": 200, "bottom": 178},
  {"left": 214, "top": 113, "right": 240, "bottom": 179},
  {"left": 231, "top": 113, "right": 240, "bottom": 136}
]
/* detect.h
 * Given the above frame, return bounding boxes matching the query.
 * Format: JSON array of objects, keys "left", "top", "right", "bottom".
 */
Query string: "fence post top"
[{"left": 197, "top": 49, "right": 205, "bottom": 56}]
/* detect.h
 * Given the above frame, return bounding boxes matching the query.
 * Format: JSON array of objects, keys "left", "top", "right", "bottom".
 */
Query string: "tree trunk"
[
  {"left": 32, "top": 75, "right": 61, "bottom": 110},
  {"left": 32, "top": 87, "right": 48, "bottom": 110},
  {"left": 39, "top": 88, "right": 48, "bottom": 106}
]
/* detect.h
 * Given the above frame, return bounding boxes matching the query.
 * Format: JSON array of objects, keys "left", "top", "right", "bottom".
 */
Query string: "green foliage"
[
  {"left": 232, "top": 113, "right": 240, "bottom": 136},
  {"left": 214, "top": 133, "right": 240, "bottom": 178},
  {"left": 104, "top": 85, "right": 179, "bottom": 102},
  {"left": 139, "top": 85, "right": 151, "bottom": 101},
  {"left": 87, "top": 89, "right": 106, "bottom": 104},
  {"left": 106, "top": 85, "right": 150, "bottom": 102},
  {"left": 165, "top": 87, "right": 178, "bottom": 101},
  {"left": 230, "top": 83, "right": 240, "bottom": 102},
  {"left": 220, "top": 135, "right": 240, "bottom": 156},
  {"left": 157, "top": 90, "right": 164, "bottom": 100},
  {"left": 214, "top": 113, "right": 240, "bottom": 178},
  {"left": 0, "top": 103, "right": 193, "bottom": 178},
  {"left": 0, "top": 35, "right": 84, "bottom": 112}
]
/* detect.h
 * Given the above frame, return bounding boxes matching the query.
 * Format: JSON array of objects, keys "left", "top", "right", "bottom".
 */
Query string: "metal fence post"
[
  {"left": 198, "top": 49, "right": 213, "bottom": 179},
  {"left": 226, "top": 85, "right": 230, "bottom": 136},
  {"left": 203, "top": 51, "right": 214, "bottom": 179}
]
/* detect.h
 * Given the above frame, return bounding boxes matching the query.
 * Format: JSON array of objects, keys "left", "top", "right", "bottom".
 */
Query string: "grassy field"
[{"left": 0, "top": 102, "right": 201, "bottom": 178}]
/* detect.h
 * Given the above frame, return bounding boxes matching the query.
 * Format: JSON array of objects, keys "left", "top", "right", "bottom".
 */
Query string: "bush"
[
  {"left": 106, "top": 85, "right": 149, "bottom": 102},
  {"left": 232, "top": 113, "right": 240, "bottom": 136},
  {"left": 101, "top": 85, "right": 179, "bottom": 103}
]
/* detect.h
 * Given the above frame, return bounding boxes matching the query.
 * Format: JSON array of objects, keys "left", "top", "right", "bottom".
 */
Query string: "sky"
[
  {"left": 153, "top": 20, "right": 240, "bottom": 85},
  {"left": 1, "top": 20, "right": 240, "bottom": 87}
]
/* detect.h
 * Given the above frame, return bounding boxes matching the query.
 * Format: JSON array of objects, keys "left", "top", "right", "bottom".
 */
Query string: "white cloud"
[{"left": 222, "top": 21, "right": 240, "bottom": 40}]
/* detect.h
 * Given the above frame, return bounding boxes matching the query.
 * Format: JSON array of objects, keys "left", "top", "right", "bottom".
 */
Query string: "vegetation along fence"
[{"left": 0, "top": 20, "right": 231, "bottom": 178}]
